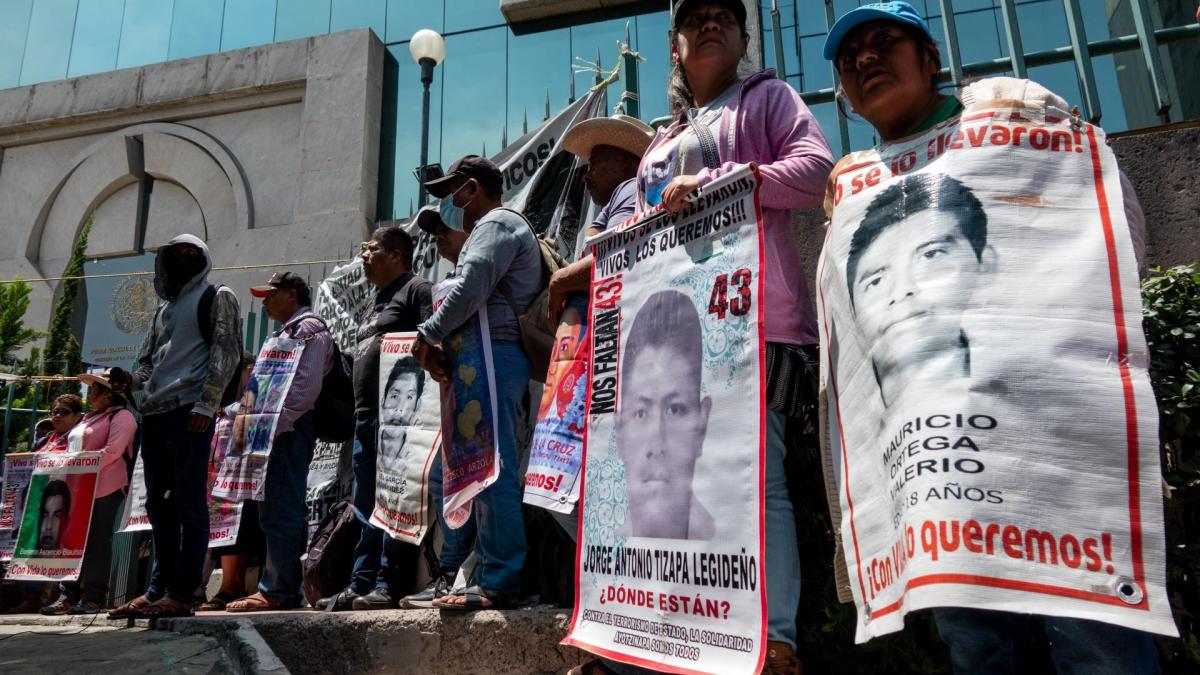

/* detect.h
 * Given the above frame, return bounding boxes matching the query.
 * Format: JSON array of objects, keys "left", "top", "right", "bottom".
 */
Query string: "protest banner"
[
  {"left": 370, "top": 333, "right": 442, "bottom": 543},
  {"left": 80, "top": 254, "right": 156, "bottom": 370},
  {"left": 306, "top": 440, "right": 351, "bottom": 541},
  {"left": 118, "top": 453, "right": 151, "bottom": 534},
  {"left": 7, "top": 452, "right": 103, "bottom": 581},
  {"left": 1, "top": 453, "right": 38, "bottom": 561},
  {"left": 817, "top": 103, "right": 1177, "bottom": 641},
  {"left": 313, "top": 258, "right": 374, "bottom": 353},
  {"left": 207, "top": 413, "right": 243, "bottom": 547},
  {"left": 564, "top": 167, "right": 766, "bottom": 675},
  {"left": 213, "top": 337, "right": 306, "bottom": 501},
  {"left": 524, "top": 294, "right": 590, "bottom": 514},
  {"left": 433, "top": 277, "right": 499, "bottom": 528},
  {"left": 402, "top": 87, "right": 607, "bottom": 284}
]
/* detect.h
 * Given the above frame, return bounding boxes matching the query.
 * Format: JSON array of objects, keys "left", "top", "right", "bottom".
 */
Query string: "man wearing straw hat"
[{"left": 547, "top": 115, "right": 654, "bottom": 324}]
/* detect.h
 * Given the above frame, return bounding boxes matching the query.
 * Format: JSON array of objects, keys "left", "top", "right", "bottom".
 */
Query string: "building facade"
[{"left": 0, "top": 0, "right": 1197, "bottom": 355}]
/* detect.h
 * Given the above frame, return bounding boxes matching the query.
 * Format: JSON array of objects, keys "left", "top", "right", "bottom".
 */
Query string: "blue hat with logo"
[{"left": 822, "top": 1, "right": 932, "bottom": 60}]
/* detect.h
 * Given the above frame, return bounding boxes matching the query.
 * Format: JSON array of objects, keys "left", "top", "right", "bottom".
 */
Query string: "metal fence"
[
  {"left": 0, "top": 309, "right": 279, "bottom": 453},
  {"left": 768, "top": 0, "right": 1200, "bottom": 156}
]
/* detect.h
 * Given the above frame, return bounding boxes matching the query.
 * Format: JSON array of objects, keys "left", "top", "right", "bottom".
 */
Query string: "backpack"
[
  {"left": 495, "top": 208, "right": 567, "bottom": 383},
  {"left": 283, "top": 315, "right": 355, "bottom": 443},
  {"left": 151, "top": 284, "right": 243, "bottom": 408},
  {"left": 302, "top": 499, "right": 362, "bottom": 607}
]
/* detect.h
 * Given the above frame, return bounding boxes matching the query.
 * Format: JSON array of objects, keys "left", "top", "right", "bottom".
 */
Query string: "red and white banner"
[
  {"left": 371, "top": 333, "right": 441, "bottom": 544},
  {"left": 565, "top": 167, "right": 767, "bottom": 674},
  {"left": 818, "top": 99, "right": 1176, "bottom": 640},
  {"left": 7, "top": 452, "right": 102, "bottom": 581}
]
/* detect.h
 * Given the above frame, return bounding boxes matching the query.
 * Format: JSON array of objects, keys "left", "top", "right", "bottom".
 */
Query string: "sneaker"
[
  {"left": 400, "top": 576, "right": 451, "bottom": 609},
  {"left": 315, "top": 587, "right": 359, "bottom": 612},
  {"left": 39, "top": 594, "right": 74, "bottom": 616},
  {"left": 352, "top": 587, "right": 397, "bottom": 610}
]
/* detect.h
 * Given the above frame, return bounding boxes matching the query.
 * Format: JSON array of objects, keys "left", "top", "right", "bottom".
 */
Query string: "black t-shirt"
[{"left": 352, "top": 273, "right": 433, "bottom": 414}]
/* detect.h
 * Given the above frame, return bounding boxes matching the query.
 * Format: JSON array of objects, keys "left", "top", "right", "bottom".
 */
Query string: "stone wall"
[{"left": 0, "top": 28, "right": 384, "bottom": 338}]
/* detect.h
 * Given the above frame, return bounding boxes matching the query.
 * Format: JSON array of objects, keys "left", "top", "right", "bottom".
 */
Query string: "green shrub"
[{"left": 1143, "top": 264, "right": 1200, "bottom": 670}]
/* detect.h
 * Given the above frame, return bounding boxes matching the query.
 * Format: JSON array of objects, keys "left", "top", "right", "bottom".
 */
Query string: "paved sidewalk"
[{"left": 0, "top": 621, "right": 229, "bottom": 674}]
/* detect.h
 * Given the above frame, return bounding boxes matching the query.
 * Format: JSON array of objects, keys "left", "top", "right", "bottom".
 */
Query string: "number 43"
[{"left": 708, "top": 268, "right": 752, "bottom": 319}]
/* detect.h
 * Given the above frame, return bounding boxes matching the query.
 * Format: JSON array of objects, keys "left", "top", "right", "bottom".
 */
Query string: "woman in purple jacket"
[{"left": 627, "top": 2, "right": 833, "bottom": 674}]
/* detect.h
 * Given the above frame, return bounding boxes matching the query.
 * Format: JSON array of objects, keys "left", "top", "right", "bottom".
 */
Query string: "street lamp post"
[{"left": 410, "top": 29, "right": 445, "bottom": 207}]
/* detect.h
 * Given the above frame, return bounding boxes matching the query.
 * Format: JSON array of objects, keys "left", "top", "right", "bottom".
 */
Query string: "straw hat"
[{"left": 562, "top": 115, "right": 655, "bottom": 162}]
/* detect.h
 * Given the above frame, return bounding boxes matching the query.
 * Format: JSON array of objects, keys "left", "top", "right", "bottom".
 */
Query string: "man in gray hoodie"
[{"left": 114, "top": 234, "right": 242, "bottom": 618}]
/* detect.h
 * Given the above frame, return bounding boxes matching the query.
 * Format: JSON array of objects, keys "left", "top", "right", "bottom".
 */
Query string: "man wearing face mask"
[
  {"left": 111, "top": 234, "right": 242, "bottom": 619},
  {"left": 413, "top": 155, "right": 542, "bottom": 611}
]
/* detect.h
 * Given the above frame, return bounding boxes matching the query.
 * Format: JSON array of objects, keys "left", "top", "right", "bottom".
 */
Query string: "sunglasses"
[{"left": 51, "top": 408, "right": 75, "bottom": 417}]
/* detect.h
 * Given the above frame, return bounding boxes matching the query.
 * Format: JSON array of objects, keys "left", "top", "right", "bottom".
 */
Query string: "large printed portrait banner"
[
  {"left": 213, "top": 337, "right": 306, "bottom": 501},
  {"left": 208, "top": 413, "right": 244, "bottom": 547},
  {"left": 817, "top": 106, "right": 1176, "bottom": 641},
  {"left": 307, "top": 440, "right": 352, "bottom": 540},
  {"left": 8, "top": 452, "right": 102, "bottom": 581},
  {"left": 524, "top": 294, "right": 590, "bottom": 514},
  {"left": 1, "top": 453, "right": 38, "bottom": 561},
  {"left": 314, "top": 258, "right": 373, "bottom": 354},
  {"left": 433, "top": 278, "right": 499, "bottom": 528},
  {"left": 371, "top": 333, "right": 442, "bottom": 544},
  {"left": 564, "top": 167, "right": 767, "bottom": 675},
  {"left": 118, "top": 453, "right": 150, "bottom": 533}
]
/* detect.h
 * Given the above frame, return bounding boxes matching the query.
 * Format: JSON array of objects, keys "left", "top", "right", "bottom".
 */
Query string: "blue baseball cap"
[{"left": 822, "top": 2, "right": 932, "bottom": 60}]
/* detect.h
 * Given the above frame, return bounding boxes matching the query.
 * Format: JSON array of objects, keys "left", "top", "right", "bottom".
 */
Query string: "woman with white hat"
[{"left": 40, "top": 368, "right": 138, "bottom": 615}]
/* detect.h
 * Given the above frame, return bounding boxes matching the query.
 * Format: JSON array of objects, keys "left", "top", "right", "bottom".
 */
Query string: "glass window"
[
  {"left": 19, "top": 0, "right": 77, "bottom": 86},
  {"left": 440, "top": 27, "right": 505, "bottom": 164},
  {"left": 507, "top": 28, "right": 569, "bottom": 143},
  {"left": 569, "top": 16, "right": 629, "bottom": 105},
  {"left": 384, "top": 42, "right": 443, "bottom": 218},
  {"left": 953, "top": 6, "right": 1006, "bottom": 66},
  {"left": 68, "top": 0, "right": 123, "bottom": 77},
  {"left": 634, "top": 11, "right": 670, "bottom": 123},
  {"left": 0, "top": 0, "right": 35, "bottom": 89},
  {"left": 275, "top": 0, "right": 331, "bottom": 42},
  {"left": 330, "top": 0, "right": 385, "bottom": 38},
  {"left": 117, "top": 0, "right": 172, "bottom": 69},
  {"left": 386, "top": 0, "right": 442, "bottom": 43},
  {"left": 221, "top": 0, "right": 277, "bottom": 51},
  {"left": 169, "top": 0, "right": 224, "bottom": 60},
  {"left": 444, "top": 0, "right": 504, "bottom": 34}
]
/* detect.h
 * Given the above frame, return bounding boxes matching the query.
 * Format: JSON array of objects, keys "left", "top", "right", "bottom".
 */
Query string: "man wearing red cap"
[{"left": 226, "top": 272, "right": 333, "bottom": 612}]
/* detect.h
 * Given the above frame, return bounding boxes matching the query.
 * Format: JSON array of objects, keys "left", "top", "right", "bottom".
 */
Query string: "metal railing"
[{"left": 767, "top": 0, "right": 1200, "bottom": 156}]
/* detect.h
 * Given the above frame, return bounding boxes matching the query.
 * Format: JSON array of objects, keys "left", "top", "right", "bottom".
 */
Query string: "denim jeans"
[
  {"left": 934, "top": 607, "right": 1161, "bottom": 675},
  {"left": 142, "top": 405, "right": 214, "bottom": 603},
  {"left": 257, "top": 412, "right": 315, "bottom": 607},
  {"left": 430, "top": 339, "right": 530, "bottom": 593},
  {"left": 349, "top": 414, "right": 420, "bottom": 595}
]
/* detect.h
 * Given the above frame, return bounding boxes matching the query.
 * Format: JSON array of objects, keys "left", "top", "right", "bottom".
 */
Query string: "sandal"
[
  {"left": 225, "top": 593, "right": 284, "bottom": 613},
  {"left": 437, "top": 585, "right": 517, "bottom": 612},
  {"left": 139, "top": 597, "right": 194, "bottom": 618},
  {"left": 197, "top": 591, "right": 237, "bottom": 612},
  {"left": 107, "top": 595, "right": 154, "bottom": 619}
]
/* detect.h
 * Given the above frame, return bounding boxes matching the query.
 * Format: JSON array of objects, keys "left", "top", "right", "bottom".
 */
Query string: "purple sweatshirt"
[
  {"left": 636, "top": 69, "right": 835, "bottom": 346},
  {"left": 274, "top": 306, "right": 334, "bottom": 436}
]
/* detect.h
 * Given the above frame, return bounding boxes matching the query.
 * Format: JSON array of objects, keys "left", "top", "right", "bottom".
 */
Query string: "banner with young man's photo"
[
  {"left": 433, "top": 277, "right": 500, "bottom": 529},
  {"left": 208, "top": 412, "right": 244, "bottom": 547},
  {"left": 524, "top": 294, "right": 590, "bottom": 514},
  {"left": 564, "top": 167, "right": 767, "bottom": 675},
  {"left": 7, "top": 452, "right": 102, "bottom": 581},
  {"left": 818, "top": 103, "right": 1176, "bottom": 641},
  {"left": 213, "top": 337, "right": 306, "bottom": 501},
  {"left": 371, "top": 333, "right": 442, "bottom": 544},
  {"left": 0, "top": 453, "right": 38, "bottom": 561}
]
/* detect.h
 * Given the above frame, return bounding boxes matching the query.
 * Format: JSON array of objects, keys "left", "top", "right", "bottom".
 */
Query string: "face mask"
[{"left": 438, "top": 181, "right": 472, "bottom": 232}]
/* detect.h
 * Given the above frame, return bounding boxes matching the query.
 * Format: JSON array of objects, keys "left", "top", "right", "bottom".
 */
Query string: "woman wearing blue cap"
[{"left": 822, "top": 3, "right": 1156, "bottom": 674}]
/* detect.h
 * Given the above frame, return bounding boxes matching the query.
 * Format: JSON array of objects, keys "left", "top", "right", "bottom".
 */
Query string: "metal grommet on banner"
[{"left": 1112, "top": 576, "right": 1144, "bottom": 605}]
